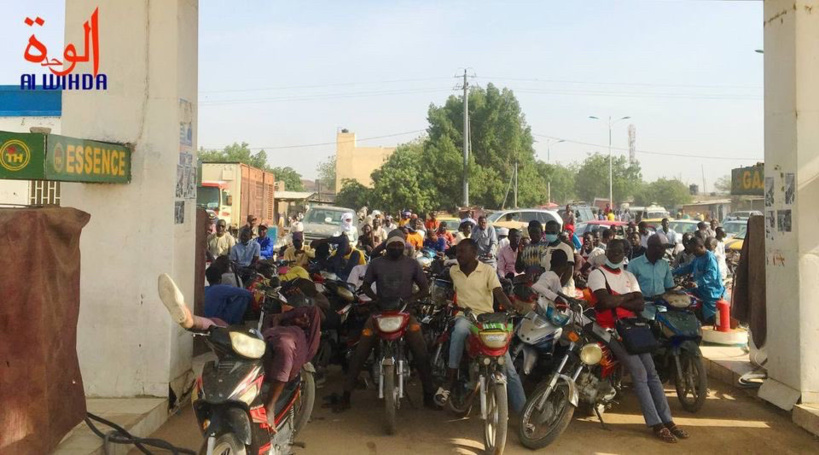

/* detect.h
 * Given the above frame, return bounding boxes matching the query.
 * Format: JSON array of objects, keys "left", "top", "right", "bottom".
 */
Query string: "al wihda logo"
[
  {"left": 0, "top": 140, "right": 32, "bottom": 172},
  {"left": 21, "top": 7, "right": 107, "bottom": 91}
]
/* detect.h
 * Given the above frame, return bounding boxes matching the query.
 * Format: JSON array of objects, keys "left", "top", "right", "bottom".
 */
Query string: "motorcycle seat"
[{"left": 477, "top": 312, "right": 508, "bottom": 324}]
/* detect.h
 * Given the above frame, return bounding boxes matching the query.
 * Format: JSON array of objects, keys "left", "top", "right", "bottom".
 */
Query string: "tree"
[
  {"left": 371, "top": 141, "right": 437, "bottom": 214},
  {"left": 633, "top": 178, "right": 692, "bottom": 209},
  {"left": 271, "top": 166, "right": 305, "bottom": 191},
  {"left": 534, "top": 162, "right": 576, "bottom": 205},
  {"left": 422, "top": 83, "right": 540, "bottom": 209},
  {"left": 316, "top": 156, "right": 336, "bottom": 192},
  {"left": 336, "top": 179, "right": 374, "bottom": 210},
  {"left": 574, "top": 153, "right": 642, "bottom": 204},
  {"left": 198, "top": 142, "right": 271, "bottom": 171},
  {"left": 714, "top": 175, "right": 731, "bottom": 194}
]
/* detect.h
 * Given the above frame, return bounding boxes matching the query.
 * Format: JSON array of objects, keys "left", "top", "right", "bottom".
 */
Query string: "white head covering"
[{"left": 291, "top": 221, "right": 304, "bottom": 233}]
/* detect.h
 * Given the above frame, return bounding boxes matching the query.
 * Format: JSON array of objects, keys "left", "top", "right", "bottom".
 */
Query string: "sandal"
[
  {"left": 665, "top": 423, "right": 690, "bottom": 439},
  {"left": 434, "top": 387, "right": 451, "bottom": 406},
  {"left": 653, "top": 426, "right": 678, "bottom": 443}
]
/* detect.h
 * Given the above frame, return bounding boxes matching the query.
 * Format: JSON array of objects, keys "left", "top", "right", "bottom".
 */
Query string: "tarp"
[
  {"left": 731, "top": 215, "right": 766, "bottom": 347},
  {"left": 0, "top": 207, "right": 90, "bottom": 455}
]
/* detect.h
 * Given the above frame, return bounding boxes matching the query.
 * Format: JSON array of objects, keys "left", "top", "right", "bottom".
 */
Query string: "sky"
[{"left": 0, "top": 0, "right": 764, "bottom": 191}]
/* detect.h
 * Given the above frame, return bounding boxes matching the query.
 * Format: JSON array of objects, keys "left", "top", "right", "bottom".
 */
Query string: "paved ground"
[{"left": 136, "top": 368, "right": 818, "bottom": 455}]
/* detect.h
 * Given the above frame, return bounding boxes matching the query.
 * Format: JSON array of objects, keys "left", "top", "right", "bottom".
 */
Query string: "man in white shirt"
[
  {"left": 532, "top": 249, "right": 573, "bottom": 304},
  {"left": 658, "top": 218, "right": 678, "bottom": 246},
  {"left": 539, "top": 221, "right": 575, "bottom": 284}
]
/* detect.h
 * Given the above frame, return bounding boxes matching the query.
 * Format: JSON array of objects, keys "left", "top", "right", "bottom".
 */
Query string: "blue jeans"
[
  {"left": 610, "top": 339, "right": 672, "bottom": 426},
  {"left": 448, "top": 316, "right": 526, "bottom": 413}
]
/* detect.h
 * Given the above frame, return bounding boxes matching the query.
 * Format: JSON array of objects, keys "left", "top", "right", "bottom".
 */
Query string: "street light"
[
  {"left": 589, "top": 115, "right": 631, "bottom": 210},
  {"left": 546, "top": 139, "right": 565, "bottom": 163}
]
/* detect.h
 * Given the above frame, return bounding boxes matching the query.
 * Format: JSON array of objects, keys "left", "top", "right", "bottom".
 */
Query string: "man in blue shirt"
[
  {"left": 256, "top": 224, "right": 274, "bottom": 260},
  {"left": 673, "top": 236, "right": 724, "bottom": 323},
  {"left": 230, "top": 227, "right": 261, "bottom": 267},
  {"left": 629, "top": 233, "right": 674, "bottom": 298}
]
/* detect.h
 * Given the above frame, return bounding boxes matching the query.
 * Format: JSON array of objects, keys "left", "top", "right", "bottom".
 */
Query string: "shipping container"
[{"left": 199, "top": 162, "right": 275, "bottom": 229}]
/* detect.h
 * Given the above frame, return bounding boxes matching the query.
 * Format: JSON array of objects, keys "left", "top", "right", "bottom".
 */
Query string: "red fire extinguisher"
[{"left": 714, "top": 299, "right": 731, "bottom": 332}]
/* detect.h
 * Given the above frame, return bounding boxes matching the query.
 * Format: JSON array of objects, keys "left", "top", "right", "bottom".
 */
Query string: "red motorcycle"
[
  {"left": 370, "top": 299, "right": 413, "bottom": 435},
  {"left": 447, "top": 309, "right": 515, "bottom": 455}
]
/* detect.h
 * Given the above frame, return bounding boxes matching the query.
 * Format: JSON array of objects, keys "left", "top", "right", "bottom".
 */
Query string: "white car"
[{"left": 486, "top": 209, "right": 562, "bottom": 236}]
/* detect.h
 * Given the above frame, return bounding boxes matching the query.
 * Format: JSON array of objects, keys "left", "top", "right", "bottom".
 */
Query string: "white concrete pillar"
[
  {"left": 761, "top": 0, "right": 819, "bottom": 408},
  {"left": 60, "top": 0, "right": 198, "bottom": 398}
]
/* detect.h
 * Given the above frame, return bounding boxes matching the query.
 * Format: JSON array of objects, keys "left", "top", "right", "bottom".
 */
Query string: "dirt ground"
[{"left": 135, "top": 368, "right": 818, "bottom": 455}]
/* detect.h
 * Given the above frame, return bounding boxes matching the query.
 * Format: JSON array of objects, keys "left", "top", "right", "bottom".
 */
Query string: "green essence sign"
[{"left": 0, "top": 131, "right": 131, "bottom": 184}]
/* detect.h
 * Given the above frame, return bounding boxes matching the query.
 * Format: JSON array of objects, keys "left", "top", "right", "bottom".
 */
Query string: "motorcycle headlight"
[
  {"left": 579, "top": 343, "right": 604, "bottom": 365},
  {"left": 479, "top": 331, "right": 510, "bottom": 349},
  {"left": 229, "top": 331, "right": 266, "bottom": 359},
  {"left": 376, "top": 316, "right": 405, "bottom": 333}
]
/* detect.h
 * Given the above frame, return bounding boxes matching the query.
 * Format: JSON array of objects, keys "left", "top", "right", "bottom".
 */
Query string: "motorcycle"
[
  {"left": 646, "top": 292, "right": 707, "bottom": 413},
  {"left": 311, "top": 271, "right": 366, "bottom": 373},
  {"left": 509, "top": 297, "right": 567, "bottom": 381},
  {"left": 157, "top": 274, "right": 316, "bottom": 455},
  {"left": 370, "top": 298, "right": 415, "bottom": 435},
  {"left": 447, "top": 309, "right": 515, "bottom": 455},
  {"left": 519, "top": 297, "right": 621, "bottom": 450}
]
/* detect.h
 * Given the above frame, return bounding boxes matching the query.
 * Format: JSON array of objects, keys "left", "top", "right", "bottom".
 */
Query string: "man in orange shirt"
[
  {"left": 425, "top": 212, "right": 440, "bottom": 232},
  {"left": 405, "top": 225, "right": 425, "bottom": 250}
]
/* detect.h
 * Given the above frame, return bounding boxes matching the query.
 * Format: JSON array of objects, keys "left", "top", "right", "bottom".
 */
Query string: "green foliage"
[
  {"left": 633, "top": 178, "right": 692, "bottom": 209},
  {"left": 199, "top": 142, "right": 271, "bottom": 171},
  {"left": 371, "top": 141, "right": 437, "bottom": 214},
  {"left": 535, "top": 161, "right": 576, "bottom": 205},
  {"left": 422, "top": 83, "right": 539, "bottom": 209},
  {"left": 270, "top": 166, "right": 305, "bottom": 191},
  {"left": 336, "top": 179, "right": 374, "bottom": 209},
  {"left": 316, "top": 156, "right": 336, "bottom": 191},
  {"left": 574, "top": 153, "right": 642, "bottom": 203}
]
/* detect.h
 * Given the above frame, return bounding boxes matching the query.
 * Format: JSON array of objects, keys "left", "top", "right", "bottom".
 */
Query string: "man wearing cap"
[
  {"left": 283, "top": 231, "right": 313, "bottom": 268},
  {"left": 398, "top": 210, "right": 412, "bottom": 227},
  {"left": 256, "top": 225, "right": 275, "bottom": 260},
  {"left": 628, "top": 233, "right": 675, "bottom": 299},
  {"left": 336, "top": 234, "right": 437, "bottom": 411},
  {"left": 207, "top": 219, "right": 236, "bottom": 258},
  {"left": 404, "top": 221, "right": 425, "bottom": 250},
  {"left": 497, "top": 227, "right": 510, "bottom": 250}
]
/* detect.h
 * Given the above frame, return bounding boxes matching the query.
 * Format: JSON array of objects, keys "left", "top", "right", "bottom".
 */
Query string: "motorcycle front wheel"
[
  {"left": 293, "top": 370, "right": 316, "bottom": 437},
  {"left": 384, "top": 364, "right": 397, "bottom": 435},
  {"left": 675, "top": 353, "right": 707, "bottom": 412},
  {"left": 199, "top": 433, "right": 247, "bottom": 455},
  {"left": 484, "top": 382, "right": 508, "bottom": 455},
  {"left": 518, "top": 380, "right": 575, "bottom": 449}
]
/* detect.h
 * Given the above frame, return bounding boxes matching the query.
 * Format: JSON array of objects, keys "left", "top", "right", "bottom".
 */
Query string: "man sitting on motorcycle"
[
  {"left": 434, "top": 239, "right": 528, "bottom": 413},
  {"left": 672, "top": 236, "right": 724, "bottom": 324},
  {"left": 628, "top": 233, "right": 676, "bottom": 300},
  {"left": 263, "top": 305, "right": 322, "bottom": 425},
  {"left": 589, "top": 239, "right": 689, "bottom": 443},
  {"left": 531, "top": 249, "right": 572, "bottom": 305},
  {"left": 334, "top": 235, "right": 437, "bottom": 411}
]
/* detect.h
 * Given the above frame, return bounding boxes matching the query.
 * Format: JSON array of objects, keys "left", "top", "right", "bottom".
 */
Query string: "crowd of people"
[{"left": 195, "top": 205, "right": 743, "bottom": 444}]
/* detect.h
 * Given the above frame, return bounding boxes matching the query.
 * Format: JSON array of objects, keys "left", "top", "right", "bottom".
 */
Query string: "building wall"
[
  {"left": 335, "top": 131, "right": 395, "bottom": 191},
  {"left": 60, "top": 0, "right": 198, "bottom": 398}
]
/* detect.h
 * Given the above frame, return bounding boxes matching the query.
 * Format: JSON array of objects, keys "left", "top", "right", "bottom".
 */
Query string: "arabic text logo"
[
  {"left": 21, "top": 7, "right": 107, "bottom": 91},
  {"left": 0, "top": 140, "right": 32, "bottom": 172}
]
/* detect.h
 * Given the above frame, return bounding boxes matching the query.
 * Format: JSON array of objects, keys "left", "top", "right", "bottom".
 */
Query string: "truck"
[{"left": 197, "top": 162, "right": 275, "bottom": 230}]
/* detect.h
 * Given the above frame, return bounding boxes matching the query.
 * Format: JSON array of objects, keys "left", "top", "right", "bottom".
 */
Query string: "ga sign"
[{"left": 731, "top": 164, "right": 764, "bottom": 196}]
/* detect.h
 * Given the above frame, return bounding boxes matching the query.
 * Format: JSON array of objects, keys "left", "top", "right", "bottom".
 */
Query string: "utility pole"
[
  {"left": 589, "top": 115, "right": 631, "bottom": 210},
  {"left": 513, "top": 161, "right": 518, "bottom": 208},
  {"left": 462, "top": 69, "right": 470, "bottom": 207}
]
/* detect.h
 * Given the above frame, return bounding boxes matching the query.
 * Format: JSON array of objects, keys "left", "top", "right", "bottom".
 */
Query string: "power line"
[
  {"left": 200, "top": 87, "right": 451, "bottom": 106},
  {"left": 477, "top": 75, "right": 761, "bottom": 90},
  {"left": 202, "top": 129, "right": 426, "bottom": 151},
  {"left": 199, "top": 76, "right": 454, "bottom": 94},
  {"left": 532, "top": 133, "right": 761, "bottom": 162}
]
